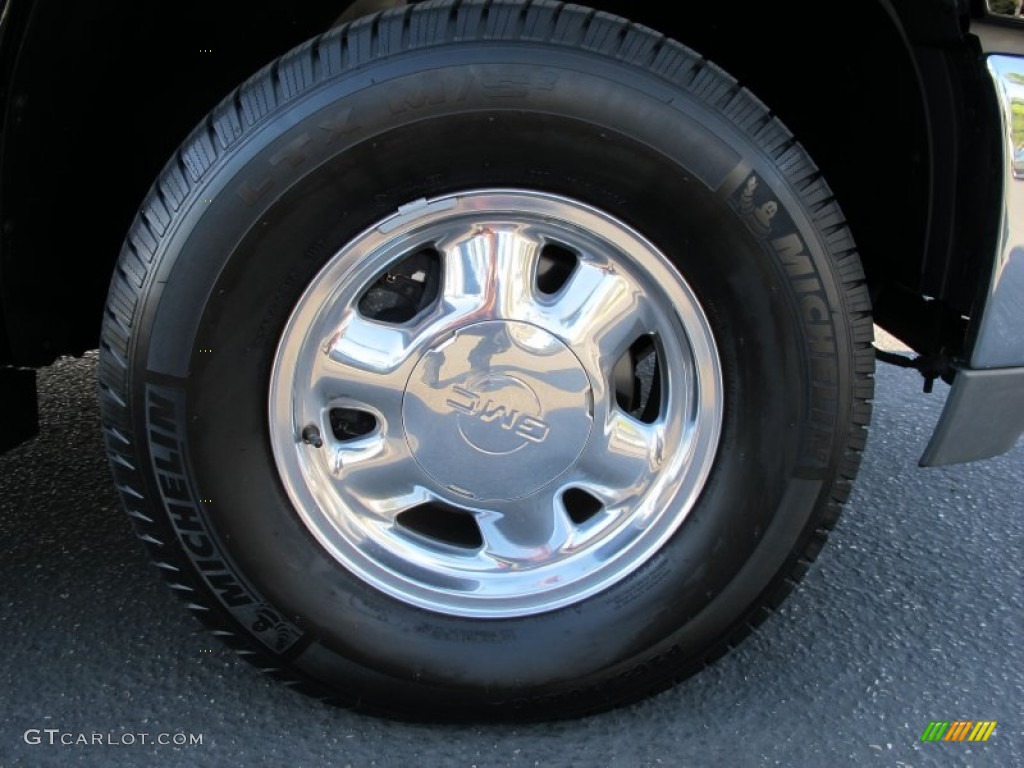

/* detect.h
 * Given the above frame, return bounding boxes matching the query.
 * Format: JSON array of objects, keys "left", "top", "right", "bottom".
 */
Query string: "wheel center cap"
[{"left": 403, "top": 321, "right": 593, "bottom": 502}]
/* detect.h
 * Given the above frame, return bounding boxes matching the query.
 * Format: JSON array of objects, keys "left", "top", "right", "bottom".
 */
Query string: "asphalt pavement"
[{"left": 0, "top": 344, "right": 1021, "bottom": 768}]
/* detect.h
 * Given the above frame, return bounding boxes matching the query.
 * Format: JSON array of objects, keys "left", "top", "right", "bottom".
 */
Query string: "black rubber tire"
[{"left": 98, "top": 0, "right": 873, "bottom": 721}]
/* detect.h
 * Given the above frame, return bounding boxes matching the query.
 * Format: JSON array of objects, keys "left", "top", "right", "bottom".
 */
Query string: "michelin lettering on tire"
[
  {"left": 729, "top": 171, "right": 843, "bottom": 471},
  {"left": 145, "top": 385, "right": 303, "bottom": 653}
]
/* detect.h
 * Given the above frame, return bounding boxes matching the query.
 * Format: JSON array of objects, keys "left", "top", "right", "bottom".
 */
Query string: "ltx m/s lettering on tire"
[{"left": 98, "top": 0, "right": 873, "bottom": 720}]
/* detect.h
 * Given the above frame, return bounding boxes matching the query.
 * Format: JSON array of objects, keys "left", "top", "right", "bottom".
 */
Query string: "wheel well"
[
  {"left": 0, "top": 0, "right": 988, "bottom": 366},
  {"left": 0, "top": 0, "right": 343, "bottom": 366},
  {"left": 591, "top": 0, "right": 993, "bottom": 359}
]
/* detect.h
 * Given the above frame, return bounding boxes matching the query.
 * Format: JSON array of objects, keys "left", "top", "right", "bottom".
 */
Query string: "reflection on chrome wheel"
[{"left": 269, "top": 191, "right": 723, "bottom": 617}]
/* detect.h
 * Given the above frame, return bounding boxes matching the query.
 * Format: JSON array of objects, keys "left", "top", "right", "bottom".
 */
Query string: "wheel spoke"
[
  {"left": 328, "top": 435, "right": 431, "bottom": 521},
  {"left": 542, "top": 261, "right": 655, "bottom": 373},
  {"left": 441, "top": 227, "right": 543, "bottom": 319},
  {"left": 323, "top": 310, "right": 415, "bottom": 372},
  {"left": 573, "top": 411, "right": 664, "bottom": 507},
  {"left": 476, "top": 493, "right": 574, "bottom": 563},
  {"left": 313, "top": 311, "right": 413, "bottom": 417}
]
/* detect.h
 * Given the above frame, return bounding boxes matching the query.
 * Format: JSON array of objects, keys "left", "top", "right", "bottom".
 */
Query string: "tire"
[{"left": 99, "top": 0, "right": 873, "bottom": 720}]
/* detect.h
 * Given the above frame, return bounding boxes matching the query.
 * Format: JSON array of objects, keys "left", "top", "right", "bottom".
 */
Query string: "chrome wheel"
[{"left": 269, "top": 190, "right": 722, "bottom": 617}]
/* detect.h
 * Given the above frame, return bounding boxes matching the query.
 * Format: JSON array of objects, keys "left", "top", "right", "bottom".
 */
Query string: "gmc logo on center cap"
[{"left": 446, "top": 386, "right": 551, "bottom": 444}]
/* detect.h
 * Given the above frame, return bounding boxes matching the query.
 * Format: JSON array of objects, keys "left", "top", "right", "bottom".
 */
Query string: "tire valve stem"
[{"left": 301, "top": 424, "right": 323, "bottom": 448}]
